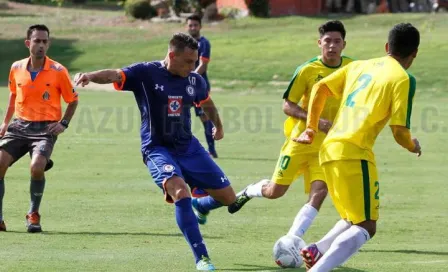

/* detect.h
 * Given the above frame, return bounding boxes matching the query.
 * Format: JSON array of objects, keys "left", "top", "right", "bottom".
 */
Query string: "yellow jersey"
[
  {"left": 282, "top": 55, "right": 354, "bottom": 151},
  {"left": 317, "top": 56, "right": 416, "bottom": 164}
]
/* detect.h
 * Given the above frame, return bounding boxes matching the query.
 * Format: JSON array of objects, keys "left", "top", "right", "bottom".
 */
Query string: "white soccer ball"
[{"left": 273, "top": 234, "right": 307, "bottom": 268}]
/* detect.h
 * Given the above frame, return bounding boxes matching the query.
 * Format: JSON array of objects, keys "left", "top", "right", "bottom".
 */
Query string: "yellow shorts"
[
  {"left": 322, "top": 160, "right": 379, "bottom": 224},
  {"left": 271, "top": 139, "right": 325, "bottom": 194}
]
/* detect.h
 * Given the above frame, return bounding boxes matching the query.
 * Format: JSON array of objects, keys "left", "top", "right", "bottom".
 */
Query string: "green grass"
[
  {"left": 1, "top": 3, "right": 448, "bottom": 271},
  {"left": 0, "top": 88, "right": 447, "bottom": 272},
  {"left": 0, "top": 4, "right": 447, "bottom": 92}
]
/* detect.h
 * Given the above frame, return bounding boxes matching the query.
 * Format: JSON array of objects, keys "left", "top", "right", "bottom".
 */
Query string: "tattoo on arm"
[{"left": 89, "top": 69, "right": 123, "bottom": 84}]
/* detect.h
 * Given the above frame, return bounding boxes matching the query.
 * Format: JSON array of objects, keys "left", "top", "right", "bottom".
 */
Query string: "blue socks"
[
  {"left": 195, "top": 196, "right": 223, "bottom": 214},
  {"left": 175, "top": 198, "right": 209, "bottom": 263}
]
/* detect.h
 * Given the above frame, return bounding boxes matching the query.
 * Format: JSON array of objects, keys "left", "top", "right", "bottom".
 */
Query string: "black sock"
[
  {"left": 0, "top": 178, "right": 4, "bottom": 221},
  {"left": 29, "top": 178, "right": 46, "bottom": 214}
]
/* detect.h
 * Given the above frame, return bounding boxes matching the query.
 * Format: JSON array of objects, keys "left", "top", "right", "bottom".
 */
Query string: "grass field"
[{"left": 1, "top": 2, "right": 448, "bottom": 272}]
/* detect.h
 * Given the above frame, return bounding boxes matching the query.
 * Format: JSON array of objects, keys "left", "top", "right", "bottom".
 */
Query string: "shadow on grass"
[
  {"left": 6, "top": 230, "right": 223, "bottom": 239},
  {"left": 219, "top": 263, "right": 368, "bottom": 271},
  {"left": 361, "top": 249, "right": 448, "bottom": 256}
]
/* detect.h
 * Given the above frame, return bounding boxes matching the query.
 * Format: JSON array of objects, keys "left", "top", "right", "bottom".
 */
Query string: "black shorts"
[{"left": 0, "top": 119, "right": 57, "bottom": 165}]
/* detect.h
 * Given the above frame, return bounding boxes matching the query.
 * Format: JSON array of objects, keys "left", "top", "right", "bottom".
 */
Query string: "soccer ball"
[{"left": 273, "top": 234, "right": 307, "bottom": 268}]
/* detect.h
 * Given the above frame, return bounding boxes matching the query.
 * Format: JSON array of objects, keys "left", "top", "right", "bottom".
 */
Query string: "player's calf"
[
  {"left": 307, "top": 180, "right": 328, "bottom": 211},
  {"left": 0, "top": 150, "right": 12, "bottom": 232},
  {"left": 206, "top": 186, "right": 236, "bottom": 206},
  {"left": 192, "top": 186, "right": 236, "bottom": 224},
  {"left": 0, "top": 178, "right": 5, "bottom": 231},
  {"left": 165, "top": 176, "right": 212, "bottom": 268},
  {"left": 262, "top": 182, "right": 289, "bottom": 199},
  {"left": 26, "top": 155, "right": 47, "bottom": 234},
  {"left": 356, "top": 220, "right": 376, "bottom": 238},
  {"left": 0, "top": 220, "right": 6, "bottom": 232}
]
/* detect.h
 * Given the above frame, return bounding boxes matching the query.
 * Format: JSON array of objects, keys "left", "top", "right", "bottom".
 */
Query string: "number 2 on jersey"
[{"left": 345, "top": 74, "right": 372, "bottom": 107}]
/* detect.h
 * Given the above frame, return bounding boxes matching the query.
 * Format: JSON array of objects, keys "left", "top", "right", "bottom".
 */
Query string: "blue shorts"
[{"left": 144, "top": 139, "right": 230, "bottom": 203}]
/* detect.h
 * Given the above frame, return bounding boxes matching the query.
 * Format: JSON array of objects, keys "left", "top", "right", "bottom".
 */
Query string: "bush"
[
  {"left": 125, "top": 0, "right": 157, "bottom": 19},
  {"left": 245, "top": 0, "right": 269, "bottom": 18}
]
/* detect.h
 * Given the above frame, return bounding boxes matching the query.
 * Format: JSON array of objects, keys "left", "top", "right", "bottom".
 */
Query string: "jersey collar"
[
  {"left": 319, "top": 56, "right": 343, "bottom": 69},
  {"left": 24, "top": 56, "right": 51, "bottom": 71}
]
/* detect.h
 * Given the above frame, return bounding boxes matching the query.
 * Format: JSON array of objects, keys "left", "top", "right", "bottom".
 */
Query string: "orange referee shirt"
[{"left": 8, "top": 56, "right": 78, "bottom": 122}]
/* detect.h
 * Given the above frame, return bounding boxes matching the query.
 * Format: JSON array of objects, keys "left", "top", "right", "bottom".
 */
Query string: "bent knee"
[
  {"left": 356, "top": 220, "right": 376, "bottom": 238},
  {"left": 30, "top": 164, "right": 45, "bottom": 179},
  {"left": 165, "top": 176, "right": 191, "bottom": 201}
]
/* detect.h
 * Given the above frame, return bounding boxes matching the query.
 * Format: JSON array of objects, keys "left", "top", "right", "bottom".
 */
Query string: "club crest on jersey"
[
  {"left": 168, "top": 95, "right": 182, "bottom": 117},
  {"left": 186, "top": 85, "right": 195, "bottom": 96},
  {"left": 163, "top": 164, "right": 175, "bottom": 172},
  {"left": 42, "top": 90, "right": 50, "bottom": 101}
]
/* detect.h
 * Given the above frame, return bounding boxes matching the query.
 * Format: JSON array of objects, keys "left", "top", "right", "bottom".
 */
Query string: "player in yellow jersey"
[
  {"left": 225, "top": 21, "right": 354, "bottom": 239},
  {"left": 296, "top": 23, "right": 422, "bottom": 271}
]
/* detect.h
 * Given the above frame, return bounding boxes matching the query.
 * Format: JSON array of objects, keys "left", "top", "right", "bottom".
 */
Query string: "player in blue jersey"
[
  {"left": 74, "top": 33, "right": 237, "bottom": 271},
  {"left": 186, "top": 14, "right": 217, "bottom": 159}
]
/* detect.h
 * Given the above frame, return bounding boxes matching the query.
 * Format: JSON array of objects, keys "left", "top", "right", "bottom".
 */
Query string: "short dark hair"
[
  {"left": 318, "top": 20, "right": 346, "bottom": 40},
  {"left": 388, "top": 23, "right": 420, "bottom": 58},
  {"left": 186, "top": 14, "right": 202, "bottom": 25},
  {"left": 169, "top": 33, "right": 199, "bottom": 52},
  {"left": 27, "top": 24, "right": 50, "bottom": 39}
]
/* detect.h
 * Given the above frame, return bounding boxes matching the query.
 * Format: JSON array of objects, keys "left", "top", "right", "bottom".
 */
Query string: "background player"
[
  {"left": 296, "top": 23, "right": 421, "bottom": 271},
  {"left": 74, "top": 33, "right": 236, "bottom": 271},
  {"left": 186, "top": 14, "right": 217, "bottom": 158},
  {"left": 226, "top": 21, "right": 353, "bottom": 240},
  {"left": 0, "top": 24, "right": 78, "bottom": 233}
]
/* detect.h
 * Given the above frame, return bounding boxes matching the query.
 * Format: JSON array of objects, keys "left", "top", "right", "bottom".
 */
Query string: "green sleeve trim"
[
  {"left": 283, "top": 56, "right": 318, "bottom": 99},
  {"left": 406, "top": 73, "right": 416, "bottom": 129}
]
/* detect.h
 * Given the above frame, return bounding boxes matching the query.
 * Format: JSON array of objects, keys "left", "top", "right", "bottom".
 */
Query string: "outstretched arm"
[{"left": 74, "top": 69, "right": 123, "bottom": 86}]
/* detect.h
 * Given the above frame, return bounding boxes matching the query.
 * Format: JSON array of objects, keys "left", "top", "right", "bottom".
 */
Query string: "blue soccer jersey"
[
  {"left": 114, "top": 61, "right": 209, "bottom": 154},
  {"left": 197, "top": 36, "right": 211, "bottom": 91},
  {"left": 114, "top": 61, "right": 230, "bottom": 201}
]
